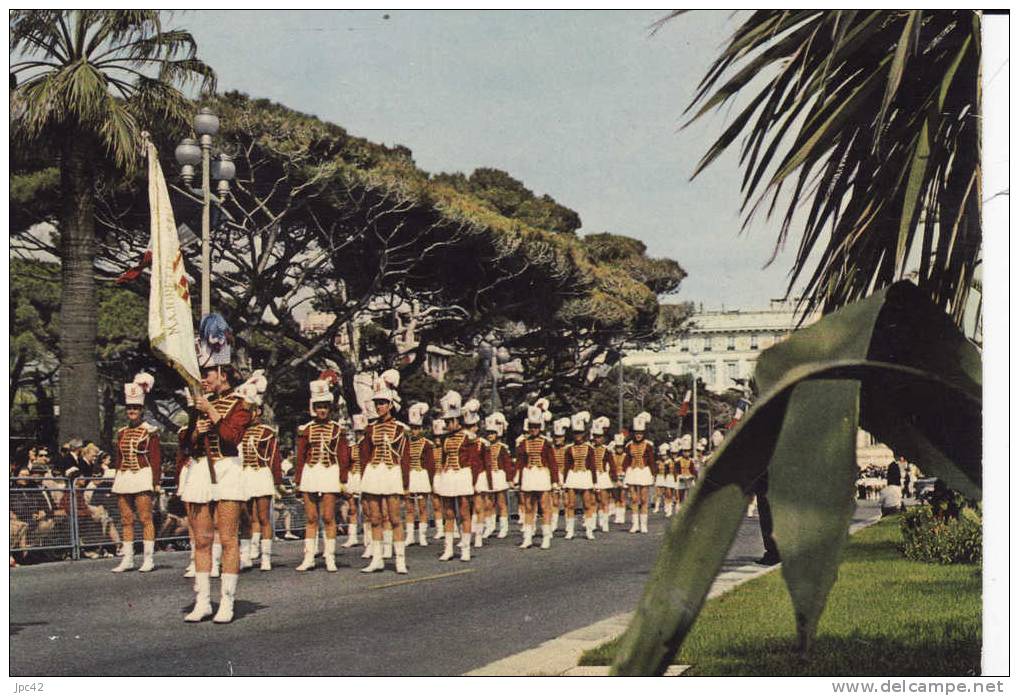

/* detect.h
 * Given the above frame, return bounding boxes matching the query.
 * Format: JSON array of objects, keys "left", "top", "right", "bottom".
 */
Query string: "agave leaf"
[{"left": 612, "top": 282, "right": 981, "bottom": 675}]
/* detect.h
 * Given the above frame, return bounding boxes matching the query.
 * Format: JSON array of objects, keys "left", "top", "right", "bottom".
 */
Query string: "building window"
[
  {"left": 726, "top": 361, "right": 739, "bottom": 382},
  {"left": 727, "top": 335, "right": 736, "bottom": 351},
  {"left": 703, "top": 362, "right": 716, "bottom": 384},
  {"left": 750, "top": 334, "right": 758, "bottom": 350},
  {"left": 703, "top": 336, "right": 713, "bottom": 352}
]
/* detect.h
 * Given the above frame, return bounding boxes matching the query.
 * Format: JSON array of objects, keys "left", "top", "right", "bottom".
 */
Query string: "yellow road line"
[{"left": 369, "top": 568, "right": 475, "bottom": 590}]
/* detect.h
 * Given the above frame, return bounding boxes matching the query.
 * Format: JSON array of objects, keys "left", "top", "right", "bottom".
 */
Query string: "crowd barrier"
[{"left": 9, "top": 476, "right": 529, "bottom": 563}]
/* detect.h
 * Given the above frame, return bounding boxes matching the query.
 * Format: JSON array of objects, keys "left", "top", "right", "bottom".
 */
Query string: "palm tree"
[
  {"left": 10, "top": 10, "right": 215, "bottom": 443},
  {"left": 678, "top": 10, "right": 981, "bottom": 326}
]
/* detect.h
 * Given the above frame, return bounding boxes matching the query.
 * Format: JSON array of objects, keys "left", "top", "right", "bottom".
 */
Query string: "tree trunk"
[{"left": 57, "top": 135, "right": 100, "bottom": 444}]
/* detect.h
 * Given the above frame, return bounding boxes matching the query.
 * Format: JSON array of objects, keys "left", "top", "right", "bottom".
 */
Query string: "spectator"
[
  {"left": 11, "top": 467, "right": 67, "bottom": 562},
  {"left": 59, "top": 468, "right": 108, "bottom": 558},
  {"left": 79, "top": 441, "right": 100, "bottom": 478},
  {"left": 159, "top": 494, "right": 189, "bottom": 550},
  {"left": 55, "top": 439, "right": 84, "bottom": 476},
  {"left": 881, "top": 454, "right": 906, "bottom": 516},
  {"left": 85, "top": 454, "right": 121, "bottom": 556}
]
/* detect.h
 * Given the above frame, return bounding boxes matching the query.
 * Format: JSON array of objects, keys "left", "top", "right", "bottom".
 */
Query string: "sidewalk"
[{"left": 465, "top": 513, "right": 882, "bottom": 676}]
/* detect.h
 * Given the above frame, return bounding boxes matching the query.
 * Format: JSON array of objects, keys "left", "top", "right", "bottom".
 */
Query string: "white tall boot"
[
  {"left": 498, "top": 515, "right": 509, "bottom": 538},
  {"left": 460, "top": 537, "right": 471, "bottom": 562},
  {"left": 324, "top": 537, "right": 338, "bottom": 572},
  {"left": 382, "top": 529, "right": 393, "bottom": 559},
  {"left": 138, "top": 540, "right": 155, "bottom": 572},
  {"left": 361, "top": 541, "right": 384, "bottom": 573},
  {"left": 213, "top": 573, "right": 238, "bottom": 623},
  {"left": 629, "top": 512, "right": 640, "bottom": 534},
  {"left": 519, "top": 525, "right": 534, "bottom": 549},
  {"left": 540, "top": 524, "right": 552, "bottom": 549},
  {"left": 417, "top": 521, "right": 429, "bottom": 547},
  {"left": 474, "top": 529, "right": 483, "bottom": 548},
  {"left": 614, "top": 504, "right": 624, "bottom": 524},
  {"left": 553, "top": 509, "right": 561, "bottom": 532},
  {"left": 342, "top": 520, "right": 359, "bottom": 548},
  {"left": 250, "top": 532, "right": 262, "bottom": 560},
  {"left": 564, "top": 516, "right": 576, "bottom": 540},
  {"left": 584, "top": 516, "right": 596, "bottom": 540},
  {"left": 405, "top": 522, "right": 415, "bottom": 546},
  {"left": 433, "top": 516, "right": 445, "bottom": 540},
  {"left": 439, "top": 533, "right": 455, "bottom": 561},
  {"left": 395, "top": 541, "right": 408, "bottom": 574},
  {"left": 361, "top": 524, "right": 373, "bottom": 557},
  {"left": 483, "top": 514, "right": 496, "bottom": 538},
  {"left": 211, "top": 542, "right": 222, "bottom": 577},
  {"left": 640, "top": 513, "right": 649, "bottom": 533},
  {"left": 112, "top": 543, "right": 134, "bottom": 573},
  {"left": 239, "top": 539, "right": 253, "bottom": 570},
  {"left": 259, "top": 539, "right": 272, "bottom": 571},
  {"left": 653, "top": 497, "right": 662, "bottom": 513},
  {"left": 295, "top": 539, "right": 316, "bottom": 571},
  {"left": 453, "top": 522, "right": 461, "bottom": 540},
  {"left": 184, "top": 572, "right": 212, "bottom": 622}
]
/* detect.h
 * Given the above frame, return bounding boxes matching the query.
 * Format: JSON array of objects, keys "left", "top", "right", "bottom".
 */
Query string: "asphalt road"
[{"left": 10, "top": 501, "right": 881, "bottom": 676}]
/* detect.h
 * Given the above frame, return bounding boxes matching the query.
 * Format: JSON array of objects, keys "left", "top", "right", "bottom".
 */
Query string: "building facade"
[{"left": 623, "top": 299, "right": 820, "bottom": 394}]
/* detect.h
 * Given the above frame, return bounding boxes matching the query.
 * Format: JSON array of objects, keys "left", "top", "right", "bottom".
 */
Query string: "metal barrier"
[{"left": 9, "top": 475, "right": 549, "bottom": 564}]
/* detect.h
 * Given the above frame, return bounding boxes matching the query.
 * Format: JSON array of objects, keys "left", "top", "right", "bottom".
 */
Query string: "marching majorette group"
[{"left": 109, "top": 314, "right": 705, "bottom": 623}]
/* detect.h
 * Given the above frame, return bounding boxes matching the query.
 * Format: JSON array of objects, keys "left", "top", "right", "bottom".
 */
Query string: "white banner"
[{"left": 146, "top": 141, "right": 201, "bottom": 386}]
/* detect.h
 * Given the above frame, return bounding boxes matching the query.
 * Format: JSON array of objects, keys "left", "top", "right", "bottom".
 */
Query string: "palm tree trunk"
[{"left": 57, "top": 134, "right": 99, "bottom": 444}]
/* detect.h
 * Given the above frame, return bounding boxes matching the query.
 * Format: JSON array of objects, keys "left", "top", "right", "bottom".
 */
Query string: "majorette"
[
  {"left": 514, "top": 400, "right": 558, "bottom": 550},
  {"left": 359, "top": 369, "right": 412, "bottom": 574},
  {"left": 405, "top": 402, "right": 437, "bottom": 547},
  {"left": 548, "top": 412, "right": 570, "bottom": 533},
  {"left": 235, "top": 370, "right": 282, "bottom": 570},
  {"left": 111, "top": 372, "right": 161, "bottom": 574},
  {"left": 623, "top": 411, "right": 655, "bottom": 534},
  {"left": 180, "top": 313, "right": 253, "bottom": 623},
  {"left": 589, "top": 416, "right": 614, "bottom": 532},
  {"left": 609, "top": 433, "right": 628, "bottom": 524},
  {"left": 482, "top": 412, "right": 514, "bottom": 539},
  {"left": 434, "top": 391, "right": 482, "bottom": 562},
  {"left": 563, "top": 411, "right": 597, "bottom": 540},
  {"left": 295, "top": 376, "right": 350, "bottom": 572}
]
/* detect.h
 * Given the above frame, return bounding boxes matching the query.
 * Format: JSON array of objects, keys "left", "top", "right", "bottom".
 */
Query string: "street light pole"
[
  {"left": 200, "top": 132, "right": 212, "bottom": 317},
  {"left": 617, "top": 359, "right": 624, "bottom": 433}
]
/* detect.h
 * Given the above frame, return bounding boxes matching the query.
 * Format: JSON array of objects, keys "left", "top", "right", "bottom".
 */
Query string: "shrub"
[{"left": 900, "top": 503, "right": 982, "bottom": 565}]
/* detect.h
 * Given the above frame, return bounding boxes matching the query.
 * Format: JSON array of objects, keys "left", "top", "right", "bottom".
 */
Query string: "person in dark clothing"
[{"left": 753, "top": 470, "right": 780, "bottom": 566}]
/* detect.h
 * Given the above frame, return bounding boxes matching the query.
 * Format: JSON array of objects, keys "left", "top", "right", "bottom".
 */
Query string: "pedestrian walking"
[
  {"left": 433, "top": 391, "right": 481, "bottom": 561},
  {"left": 404, "top": 403, "right": 436, "bottom": 547},
  {"left": 589, "top": 417, "right": 614, "bottom": 532},
  {"left": 623, "top": 412, "right": 654, "bottom": 534},
  {"left": 236, "top": 372, "right": 282, "bottom": 571},
  {"left": 482, "top": 413, "right": 513, "bottom": 539},
  {"left": 563, "top": 412, "right": 597, "bottom": 540},
  {"left": 514, "top": 401, "right": 559, "bottom": 550}
]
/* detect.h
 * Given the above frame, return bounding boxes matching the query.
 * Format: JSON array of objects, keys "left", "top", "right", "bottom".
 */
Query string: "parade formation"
[{"left": 110, "top": 312, "right": 707, "bottom": 624}]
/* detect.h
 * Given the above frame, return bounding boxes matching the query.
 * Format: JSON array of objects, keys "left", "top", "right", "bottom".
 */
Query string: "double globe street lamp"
[{"left": 174, "top": 107, "right": 235, "bottom": 317}]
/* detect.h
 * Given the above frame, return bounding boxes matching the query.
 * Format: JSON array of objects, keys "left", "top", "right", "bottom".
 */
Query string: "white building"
[{"left": 623, "top": 299, "right": 820, "bottom": 394}]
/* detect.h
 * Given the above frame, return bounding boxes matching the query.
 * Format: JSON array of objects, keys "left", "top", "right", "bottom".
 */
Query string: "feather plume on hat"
[
  {"left": 236, "top": 369, "right": 268, "bottom": 407},
  {"left": 124, "top": 372, "right": 155, "bottom": 406},
  {"left": 462, "top": 398, "right": 481, "bottom": 425},
  {"left": 590, "top": 416, "right": 610, "bottom": 436},
  {"left": 440, "top": 390, "right": 463, "bottom": 419},
  {"left": 632, "top": 411, "right": 652, "bottom": 432},
  {"left": 570, "top": 410, "right": 591, "bottom": 432},
  {"left": 408, "top": 402, "right": 430, "bottom": 427},
  {"left": 197, "top": 313, "right": 233, "bottom": 368}
]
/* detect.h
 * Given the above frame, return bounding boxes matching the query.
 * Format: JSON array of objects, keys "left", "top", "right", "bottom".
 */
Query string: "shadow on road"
[{"left": 11, "top": 621, "right": 47, "bottom": 636}]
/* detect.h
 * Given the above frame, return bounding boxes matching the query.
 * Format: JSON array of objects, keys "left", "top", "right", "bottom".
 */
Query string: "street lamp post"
[{"left": 174, "top": 107, "right": 235, "bottom": 317}]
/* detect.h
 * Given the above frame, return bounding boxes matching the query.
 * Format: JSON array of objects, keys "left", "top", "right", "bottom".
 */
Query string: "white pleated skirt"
[
  {"left": 407, "top": 469, "right": 431, "bottom": 494},
  {"left": 678, "top": 475, "right": 695, "bottom": 490},
  {"left": 565, "top": 470, "right": 594, "bottom": 490},
  {"left": 360, "top": 464, "right": 405, "bottom": 496},
  {"left": 520, "top": 467, "right": 552, "bottom": 493},
  {"left": 179, "top": 459, "right": 213, "bottom": 504},
  {"left": 434, "top": 468, "right": 474, "bottom": 498},
  {"left": 624, "top": 466, "right": 654, "bottom": 487},
  {"left": 299, "top": 464, "right": 342, "bottom": 494},
  {"left": 212, "top": 456, "right": 246, "bottom": 501},
  {"left": 244, "top": 467, "right": 275, "bottom": 498},
  {"left": 346, "top": 471, "right": 361, "bottom": 496},
  {"left": 594, "top": 471, "right": 614, "bottom": 491},
  {"left": 112, "top": 468, "right": 154, "bottom": 495},
  {"left": 490, "top": 470, "right": 509, "bottom": 493}
]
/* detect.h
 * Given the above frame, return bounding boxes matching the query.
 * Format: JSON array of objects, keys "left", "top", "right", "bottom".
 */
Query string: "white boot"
[
  {"left": 213, "top": 573, "right": 238, "bottom": 624},
  {"left": 211, "top": 542, "right": 222, "bottom": 577},
  {"left": 498, "top": 515, "right": 509, "bottom": 538},
  {"left": 361, "top": 541, "right": 385, "bottom": 573},
  {"left": 295, "top": 539, "right": 316, "bottom": 571},
  {"left": 614, "top": 504, "right": 624, "bottom": 524},
  {"left": 565, "top": 516, "right": 575, "bottom": 539},
  {"left": 395, "top": 541, "right": 408, "bottom": 574},
  {"left": 483, "top": 515, "right": 496, "bottom": 538},
  {"left": 259, "top": 539, "right": 272, "bottom": 571},
  {"left": 361, "top": 524, "right": 374, "bottom": 557},
  {"left": 418, "top": 521, "right": 429, "bottom": 547},
  {"left": 342, "top": 521, "right": 359, "bottom": 548},
  {"left": 553, "top": 509, "right": 561, "bottom": 531},
  {"left": 453, "top": 522, "right": 461, "bottom": 540},
  {"left": 599, "top": 512, "right": 609, "bottom": 532},
  {"left": 640, "top": 513, "right": 649, "bottom": 534},
  {"left": 405, "top": 522, "right": 415, "bottom": 545},
  {"left": 313, "top": 533, "right": 321, "bottom": 556},
  {"left": 460, "top": 537, "right": 471, "bottom": 562},
  {"left": 433, "top": 518, "right": 445, "bottom": 540},
  {"left": 629, "top": 513, "right": 640, "bottom": 534},
  {"left": 540, "top": 524, "right": 552, "bottom": 549},
  {"left": 324, "top": 537, "right": 338, "bottom": 572},
  {"left": 439, "top": 533, "right": 455, "bottom": 561},
  {"left": 184, "top": 572, "right": 212, "bottom": 622},
  {"left": 138, "top": 540, "right": 155, "bottom": 572},
  {"left": 585, "top": 516, "right": 596, "bottom": 540},
  {"left": 382, "top": 529, "right": 393, "bottom": 559},
  {"left": 184, "top": 552, "right": 195, "bottom": 578},
  {"left": 112, "top": 543, "right": 134, "bottom": 573},
  {"left": 250, "top": 533, "right": 262, "bottom": 560},
  {"left": 474, "top": 529, "right": 483, "bottom": 548},
  {"left": 519, "top": 525, "right": 534, "bottom": 549},
  {"left": 239, "top": 539, "right": 253, "bottom": 570}
]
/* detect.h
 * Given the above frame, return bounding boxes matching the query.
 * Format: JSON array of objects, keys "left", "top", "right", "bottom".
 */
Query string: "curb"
[{"left": 465, "top": 512, "right": 883, "bottom": 676}]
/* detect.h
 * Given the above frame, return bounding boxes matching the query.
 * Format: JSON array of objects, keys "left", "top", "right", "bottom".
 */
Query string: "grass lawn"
[{"left": 580, "top": 517, "right": 982, "bottom": 675}]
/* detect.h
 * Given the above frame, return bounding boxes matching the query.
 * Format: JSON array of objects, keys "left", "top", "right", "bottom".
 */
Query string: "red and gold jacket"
[
  {"left": 296, "top": 419, "right": 349, "bottom": 486},
  {"left": 677, "top": 455, "right": 697, "bottom": 479},
  {"left": 360, "top": 417, "right": 411, "bottom": 491},
  {"left": 188, "top": 393, "right": 251, "bottom": 461},
  {"left": 564, "top": 440, "right": 597, "bottom": 478},
  {"left": 623, "top": 438, "right": 657, "bottom": 477},
  {"left": 408, "top": 433, "right": 437, "bottom": 486},
  {"left": 471, "top": 435, "right": 493, "bottom": 490},
  {"left": 485, "top": 439, "right": 514, "bottom": 484},
  {"left": 610, "top": 451, "right": 627, "bottom": 482},
  {"left": 591, "top": 442, "right": 612, "bottom": 479},
  {"left": 515, "top": 435, "right": 558, "bottom": 484},
  {"left": 114, "top": 421, "right": 161, "bottom": 487},
  {"left": 241, "top": 422, "right": 283, "bottom": 485},
  {"left": 439, "top": 428, "right": 482, "bottom": 483}
]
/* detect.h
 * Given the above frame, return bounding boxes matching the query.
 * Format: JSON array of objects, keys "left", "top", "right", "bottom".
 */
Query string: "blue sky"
[{"left": 184, "top": 9, "right": 808, "bottom": 309}]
